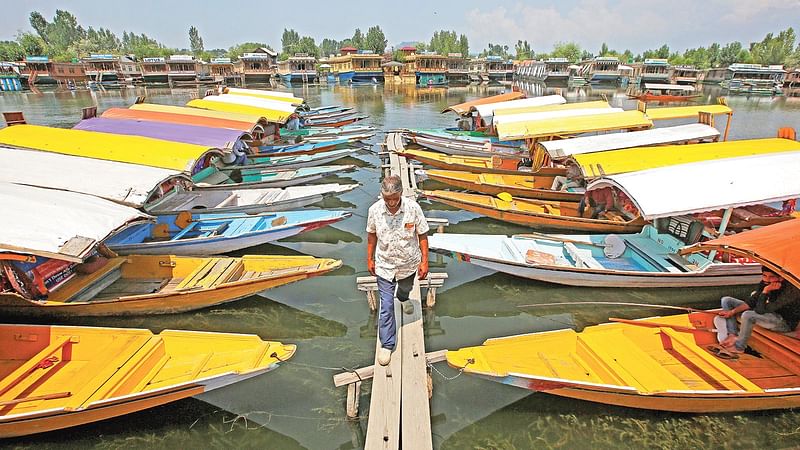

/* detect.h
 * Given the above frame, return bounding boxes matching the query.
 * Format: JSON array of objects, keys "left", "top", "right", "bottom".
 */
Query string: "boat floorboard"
[{"left": 93, "top": 278, "right": 170, "bottom": 301}]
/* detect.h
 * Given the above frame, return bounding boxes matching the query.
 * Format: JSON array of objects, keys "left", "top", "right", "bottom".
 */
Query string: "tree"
[
  {"left": 480, "top": 43, "right": 510, "bottom": 59},
  {"left": 364, "top": 25, "right": 387, "bottom": 54},
  {"left": 719, "top": 41, "right": 745, "bottom": 66},
  {"left": 295, "top": 36, "right": 318, "bottom": 57},
  {"left": 319, "top": 38, "right": 340, "bottom": 57},
  {"left": 458, "top": 34, "right": 469, "bottom": 57},
  {"left": 0, "top": 41, "right": 25, "bottom": 61},
  {"left": 351, "top": 28, "right": 364, "bottom": 49},
  {"left": 551, "top": 41, "right": 582, "bottom": 62},
  {"left": 750, "top": 27, "right": 796, "bottom": 65},
  {"left": 29, "top": 12, "right": 49, "bottom": 43},
  {"left": 599, "top": 42, "right": 609, "bottom": 56},
  {"left": 47, "top": 10, "right": 85, "bottom": 57},
  {"left": 227, "top": 42, "right": 268, "bottom": 60},
  {"left": 515, "top": 40, "right": 532, "bottom": 60},
  {"left": 188, "top": 26, "right": 203, "bottom": 56},
  {"left": 707, "top": 42, "right": 721, "bottom": 67},
  {"left": 16, "top": 32, "right": 47, "bottom": 57}
]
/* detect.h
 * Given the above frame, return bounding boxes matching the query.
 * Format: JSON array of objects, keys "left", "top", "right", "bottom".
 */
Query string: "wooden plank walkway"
[{"left": 363, "top": 132, "right": 433, "bottom": 449}]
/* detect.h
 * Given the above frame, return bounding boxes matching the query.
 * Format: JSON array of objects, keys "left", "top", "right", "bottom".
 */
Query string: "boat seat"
[
  {"left": 622, "top": 238, "right": 682, "bottom": 273},
  {"left": 47, "top": 258, "right": 127, "bottom": 304},
  {"left": 563, "top": 242, "right": 604, "bottom": 270},
  {"left": 172, "top": 258, "right": 242, "bottom": 291}
]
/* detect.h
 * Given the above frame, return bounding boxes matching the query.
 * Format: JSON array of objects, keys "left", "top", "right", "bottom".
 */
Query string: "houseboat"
[
  {"left": 277, "top": 54, "right": 318, "bottom": 83},
  {"left": 786, "top": 68, "right": 800, "bottom": 87},
  {"left": 81, "top": 54, "right": 121, "bottom": 82},
  {"left": 166, "top": 54, "right": 199, "bottom": 84},
  {"left": 633, "top": 58, "right": 670, "bottom": 85},
  {"left": 521, "top": 58, "right": 571, "bottom": 83},
  {"left": 18, "top": 56, "right": 55, "bottom": 85},
  {"left": 469, "top": 58, "right": 488, "bottom": 82},
  {"left": 208, "top": 57, "right": 238, "bottom": 84},
  {"left": 404, "top": 52, "right": 447, "bottom": 86},
  {"left": 486, "top": 55, "right": 514, "bottom": 81},
  {"left": 514, "top": 60, "right": 538, "bottom": 80},
  {"left": 581, "top": 56, "right": 622, "bottom": 84},
  {"left": 140, "top": 57, "right": 169, "bottom": 84},
  {"left": 701, "top": 67, "right": 728, "bottom": 84},
  {"left": 119, "top": 56, "right": 141, "bottom": 83},
  {"left": 446, "top": 53, "right": 469, "bottom": 84},
  {"left": 0, "top": 62, "right": 22, "bottom": 91},
  {"left": 328, "top": 47, "right": 383, "bottom": 84},
  {"left": 50, "top": 62, "right": 89, "bottom": 88},
  {"left": 719, "top": 63, "right": 786, "bottom": 95},
  {"left": 670, "top": 65, "right": 700, "bottom": 85},
  {"left": 235, "top": 48, "right": 277, "bottom": 84}
]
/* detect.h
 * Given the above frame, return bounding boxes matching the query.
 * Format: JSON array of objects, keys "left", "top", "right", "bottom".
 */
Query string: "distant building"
[{"left": 235, "top": 47, "right": 278, "bottom": 84}]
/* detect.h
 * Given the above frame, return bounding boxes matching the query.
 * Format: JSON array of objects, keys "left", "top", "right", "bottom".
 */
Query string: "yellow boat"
[
  {"left": 400, "top": 149, "right": 566, "bottom": 177},
  {"left": 497, "top": 110, "right": 653, "bottom": 141},
  {"left": 421, "top": 190, "right": 645, "bottom": 233},
  {"left": 0, "top": 125, "right": 221, "bottom": 173},
  {"left": 222, "top": 87, "right": 304, "bottom": 104},
  {"left": 187, "top": 98, "right": 292, "bottom": 124},
  {"left": 0, "top": 323, "right": 295, "bottom": 437},
  {"left": 493, "top": 100, "right": 612, "bottom": 117},
  {"left": 424, "top": 169, "right": 582, "bottom": 202},
  {"left": 0, "top": 254, "right": 341, "bottom": 317},
  {"left": 130, "top": 103, "right": 274, "bottom": 132}
]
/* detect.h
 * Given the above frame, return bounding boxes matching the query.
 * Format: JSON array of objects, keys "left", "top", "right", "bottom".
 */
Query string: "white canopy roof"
[
  {"left": 539, "top": 124, "right": 720, "bottom": 159},
  {"left": 588, "top": 151, "right": 800, "bottom": 220},
  {"left": 225, "top": 87, "right": 295, "bottom": 98},
  {"left": 643, "top": 83, "right": 695, "bottom": 92},
  {"left": 473, "top": 95, "right": 566, "bottom": 118},
  {"left": 0, "top": 147, "right": 189, "bottom": 208},
  {"left": 202, "top": 94, "right": 299, "bottom": 114},
  {"left": 0, "top": 183, "right": 151, "bottom": 262},
  {"left": 493, "top": 107, "right": 624, "bottom": 126}
]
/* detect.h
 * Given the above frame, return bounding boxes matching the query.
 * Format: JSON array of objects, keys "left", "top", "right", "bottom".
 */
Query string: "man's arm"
[
  {"left": 367, "top": 232, "right": 377, "bottom": 276},
  {"left": 418, "top": 233, "right": 429, "bottom": 280}
]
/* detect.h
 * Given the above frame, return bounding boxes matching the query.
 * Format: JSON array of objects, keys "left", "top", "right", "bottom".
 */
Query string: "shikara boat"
[
  {"left": 193, "top": 165, "right": 353, "bottom": 189},
  {"left": 105, "top": 210, "right": 351, "bottom": 255},
  {"left": 442, "top": 92, "right": 525, "bottom": 116},
  {"left": 628, "top": 83, "right": 701, "bottom": 102},
  {"left": 405, "top": 133, "right": 526, "bottom": 157},
  {"left": 145, "top": 183, "right": 358, "bottom": 215},
  {"left": 241, "top": 148, "right": 354, "bottom": 170},
  {"left": 254, "top": 138, "right": 350, "bottom": 157},
  {"left": 421, "top": 190, "right": 645, "bottom": 233},
  {"left": 186, "top": 98, "right": 292, "bottom": 125},
  {"left": 0, "top": 323, "right": 296, "bottom": 437},
  {"left": 492, "top": 101, "right": 622, "bottom": 128},
  {"left": 124, "top": 104, "right": 272, "bottom": 134},
  {"left": 497, "top": 110, "right": 654, "bottom": 142},
  {"left": 0, "top": 254, "right": 341, "bottom": 317},
  {"left": 198, "top": 93, "right": 298, "bottom": 115},
  {"left": 280, "top": 124, "right": 376, "bottom": 143},
  {"left": 399, "top": 149, "right": 566, "bottom": 176},
  {"left": 470, "top": 95, "right": 566, "bottom": 125},
  {"left": 422, "top": 169, "right": 581, "bottom": 202},
  {"left": 448, "top": 220, "right": 800, "bottom": 413},
  {"left": 302, "top": 113, "right": 368, "bottom": 127},
  {"left": 222, "top": 86, "right": 304, "bottom": 105}
]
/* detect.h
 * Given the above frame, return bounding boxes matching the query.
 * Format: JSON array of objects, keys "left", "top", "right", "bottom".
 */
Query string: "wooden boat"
[
  {"left": 442, "top": 92, "right": 525, "bottom": 116},
  {"left": 222, "top": 86, "right": 304, "bottom": 104},
  {"left": 497, "top": 110, "right": 653, "bottom": 142},
  {"left": 145, "top": 183, "right": 358, "bottom": 215},
  {"left": 125, "top": 103, "right": 272, "bottom": 134},
  {"left": 628, "top": 83, "right": 702, "bottom": 102},
  {"left": 280, "top": 124, "right": 376, "bottom": 142},
  {"left": 105, "top": 210, "right": 351, "bottom": 256},
  {"left": 399, "top": 149, "right": 566, "bottom": 177},
  {"left": 0, "top": 323, "right": 296, "bottom": 437},
  {"left": 422, "top": 169, "right": 581, "bottom": 202},
  {"left": 448, "top": 220, "right": 800, "bottom": 413},
  {"left": 302, "top": 114, "right": 368, "bottom": 127},
  {"left": 200, "top": 93, "right": 299, "bottom": 115},
  {"left": 254, "top": 138, "right": 349, "bottom": 157},
  {"left": 492, "top": 101, "right": 622, "bottom": 129},
  {"left": 0, "top": 254, "right": 341, "bottom": 317},
  {"left": 242, "top": 148, "right": 354, "bottom": 170},
  {"left": 186, "top": 98, "right": 292, "bottom": 125},
  {"left": 405, "top": 132, "right": 526, "bottom": 158},
  {"left": 421, "top": 190, "right": 645, "bottom": 233},
  {"left": 470, "top": 95, "right": 566, "bottom": 124},
  {"left": 193, "top": 165, "right": 354, "bottom": 190}
]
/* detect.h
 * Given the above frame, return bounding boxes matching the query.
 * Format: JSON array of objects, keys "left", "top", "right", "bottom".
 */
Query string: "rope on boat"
[
  {"left": 190, "top": 409, "right": 368, "bottom": 432},
  {"left": 428, "top": 358, "right": 472, "bottom": 381},
  {"left": 270, "top": 352, "right": 364, "bottom": 376}
]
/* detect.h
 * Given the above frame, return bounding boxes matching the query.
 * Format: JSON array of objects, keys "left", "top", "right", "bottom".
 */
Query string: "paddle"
[
  {"left": 516, "top": 301, "right": 714, "bottom": 313},
  {"left": 0, "top": 391, "right": 71, "bottom": 407},
  {"left": 514, "top": 231, "right": 627, "bottom": 259},
  {"left": 608, "top": 317, "right": 716, "bottom": 333}
]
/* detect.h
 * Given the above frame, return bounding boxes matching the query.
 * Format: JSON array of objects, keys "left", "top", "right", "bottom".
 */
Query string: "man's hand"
[
  {"left": 763, "top": 281, "right": 783, "bottom": 294},
  {"left": 367, "top": 258, "right": 376, "bottom": 276},
  {"left": 418, "top": 260, "right": 429, "bottom": 281},
  {"left": 718, "top": 310, "right": 736, "bottom": 319}
]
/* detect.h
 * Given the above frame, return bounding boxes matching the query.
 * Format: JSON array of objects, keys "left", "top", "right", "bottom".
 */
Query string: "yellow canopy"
[
  {"left": 573, "top": 137, "right": 800, "bottom": 178},
  {"left": 222, "top": 87, "right": 303, "bottom": 105},
  {"left": 645, "top": 104, "right": 733, "bottom": 120},
  {"left": 442, "top": 92, "right": 525, "bottom": 116},
  {"left": 131, "top": 103, "right": 271, "bottom": 128},
  {"left": 186, "top": 99, "right": 292, "bottom": 124},
  {"left": 498, "top": 111, "right": 653, "bottom": 141},
  {"left": 0, "top": 125, "right": 221, "bottom": 173},
  {"left": 494, "top": 100, "right": 612, "bottom": 117}
]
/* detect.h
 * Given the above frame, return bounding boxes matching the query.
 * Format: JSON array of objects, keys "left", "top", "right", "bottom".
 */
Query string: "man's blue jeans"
[
  {"left": 377, "top": 273, "right": 415, "bottom": 350},
  {"left": 713, "top": 296, "right": 790, "bottom": 351}
]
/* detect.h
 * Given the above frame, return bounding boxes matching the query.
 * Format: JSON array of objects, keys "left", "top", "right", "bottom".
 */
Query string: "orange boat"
[{"left": 101, "top": 108, "right": 260, "bottom": 134}]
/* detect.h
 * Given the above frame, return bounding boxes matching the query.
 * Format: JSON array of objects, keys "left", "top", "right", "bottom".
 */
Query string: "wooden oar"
[
  {"left": 514, "top": 232, "right": 607, "bottom": 249},
  {"left": 517, "top": 301, "right": 714, "bottom": 314},
  {"left": 609, "top": 317, "right": 715, "bottom": 333},
  {"left": 0, "top": 391, "right": 71, "bottom": 407}
]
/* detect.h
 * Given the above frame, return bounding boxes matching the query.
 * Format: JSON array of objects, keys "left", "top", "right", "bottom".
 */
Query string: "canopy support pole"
[
  {"left": 723, "top": 113, "right": 732, "bottom": 142},
  {"left": 709, "top": 207, "right": 733, "bottom": 260}
]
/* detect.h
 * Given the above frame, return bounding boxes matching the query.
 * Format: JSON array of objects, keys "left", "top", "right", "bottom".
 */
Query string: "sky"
[{"left": 3, "top": 0, "right": 799, "bottom": 55}]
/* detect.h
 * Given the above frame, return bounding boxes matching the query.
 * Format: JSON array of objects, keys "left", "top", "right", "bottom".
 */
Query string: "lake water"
[{"left": 1, "top": 82, "right": 799, "bottom": 449}]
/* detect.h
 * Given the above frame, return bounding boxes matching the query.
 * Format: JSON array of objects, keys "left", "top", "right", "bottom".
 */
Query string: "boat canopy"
[
  {"left": 643, "top": 83, "right": 695, "bottom": 92},
  {"left": 0, "top": 147, "right": 189, "bottom": 208},
  {"left": 0, "top": 182, "right": 150, "bottom": 262},
  {"left": 472, "top": 95, "right": 566, "bottom": 117},
  {"left": 493, "top": 107, "right": 623, "bottom": 126},
  {"left": 589, "top": 151, "right": 800, "bottom": 221},
  {"left": 682, "top": 219, "right": 800, "bottom": 289},
  {"left": 497, "top": 110, "right": 652, "bottom": 141},
  {"left": 130, "top": 103, "right": 271, "bottom": 131},
  {"left": 74, "top": 117, "right": 251, "bottom": 150},
  {"left": 187, "top": 98, "right": 292, "bottom": 125},
  {"left": 204, "top": 93, "right": 298, "bottom": 114},
  {"left": 539, "top": 123, "right": 720, "bottom": 159},
  {"left": 105, "top": 107, "right": 267, "bottom": 134},
  {"left": 573, "top": 137, "right": 800, "bottom": 178},
  {"left": 644, "top": 104, "right": 732, "bottom": 120},
  {"left": 442, "top": 92, "right": 525, "bottom": 116},
  {"left": 493, "top": 100, "right": 611, "bottom": 117},
  {"left": 0, "top": 125, "right": 223, "bottom": 173},
  {"left": 221, "top": 87, "right": 303, "bottom": 105}
]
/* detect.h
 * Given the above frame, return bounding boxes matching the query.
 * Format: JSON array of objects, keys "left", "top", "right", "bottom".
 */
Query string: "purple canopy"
[{"left": 73, "top": 117, "right": 249, "bottom": 149}]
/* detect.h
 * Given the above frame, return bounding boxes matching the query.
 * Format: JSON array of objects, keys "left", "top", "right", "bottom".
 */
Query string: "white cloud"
[{"left": 719, "top": 0, "right": 800, "bottom": 24}]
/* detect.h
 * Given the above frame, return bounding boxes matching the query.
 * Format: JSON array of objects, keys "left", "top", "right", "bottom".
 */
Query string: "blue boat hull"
[{"left": 338, "top": 71, "right": 383, "bottom": 84}]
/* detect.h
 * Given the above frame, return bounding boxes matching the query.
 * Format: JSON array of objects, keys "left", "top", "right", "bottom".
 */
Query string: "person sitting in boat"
[
  {"left": 712, "top": 267, "right": 800, "bottom": 357},
  {"left": 578, "top": 187, "right": 615, "bottom": 219},
  {"left": 286, "top": 113, "right": 302, "bottom": 131},
  {"left": 456, "top": 115, "right": 473, "bottom": 131},
  {"left": 550, "top": 164, "right": 585, "bottom": 192}
]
